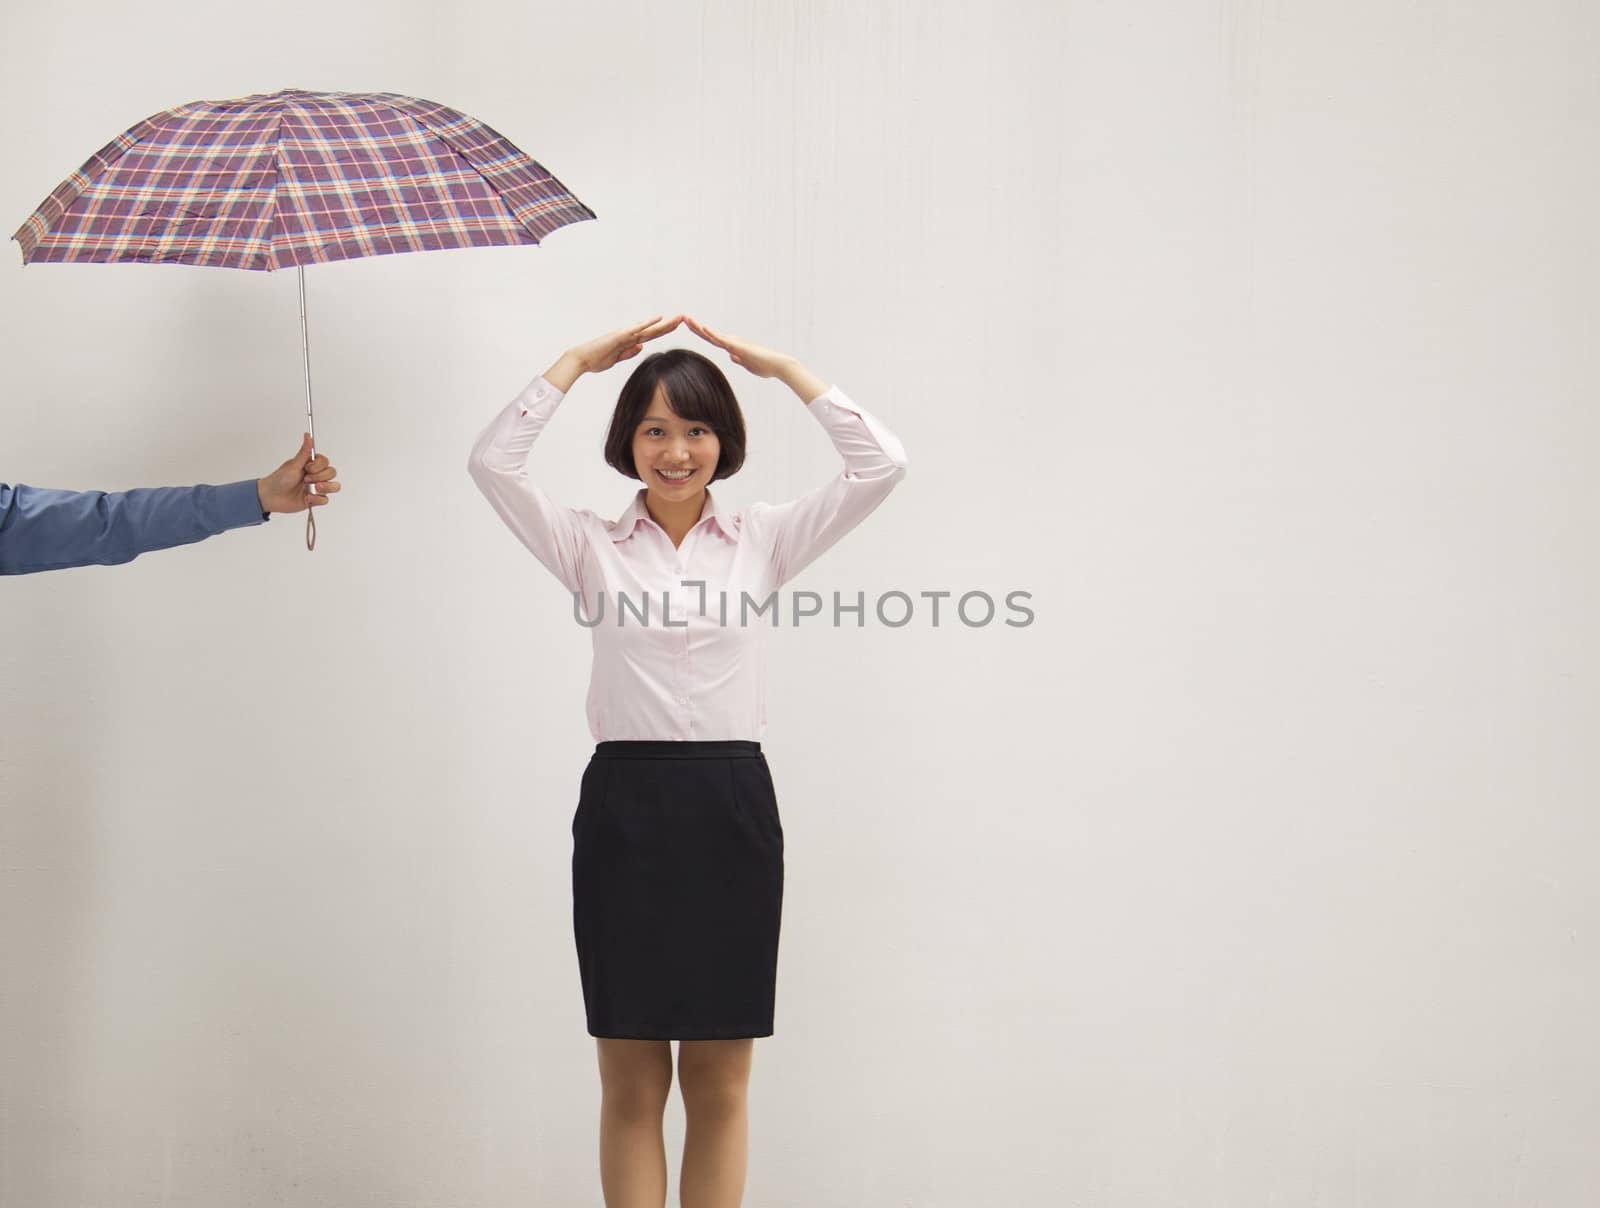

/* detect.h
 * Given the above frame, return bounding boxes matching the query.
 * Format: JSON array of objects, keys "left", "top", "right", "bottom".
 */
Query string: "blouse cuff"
[
  {"left": 515, "top": 374, "right": 567, "bottom": 417},
  {"left": 806, "top": 384, "right": 861, "bottom": 419},
  {"left": 803, "top": 385, "right": 908, "bottom": 475}
]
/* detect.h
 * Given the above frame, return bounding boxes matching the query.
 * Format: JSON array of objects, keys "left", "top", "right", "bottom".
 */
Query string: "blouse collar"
[{"left": 609, "top": 486, "right": 737, "bottom": 544}]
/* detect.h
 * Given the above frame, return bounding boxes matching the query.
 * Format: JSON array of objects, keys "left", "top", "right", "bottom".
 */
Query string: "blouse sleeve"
[
  {"left": 747, "top": 385, "right": 908, "bottom": 589},
  {"left": 466, "top": 375, "right": 589, "bottom": 595}
]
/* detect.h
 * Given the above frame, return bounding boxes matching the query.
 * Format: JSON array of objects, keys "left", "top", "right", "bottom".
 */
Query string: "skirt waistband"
[{"left": 593, "top": 740, "right": 762, "bottom": 760}]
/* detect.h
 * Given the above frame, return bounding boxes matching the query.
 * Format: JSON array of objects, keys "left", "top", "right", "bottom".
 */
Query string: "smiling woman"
[
  {"left": 634, "top": 402, "right": 721, "bottom": 494},
  {"left": 465, "top": 312, "right": 908, "bottom": 1206},
  {"left": 604, "top": 347, "right": 747, "bottom": 508}
]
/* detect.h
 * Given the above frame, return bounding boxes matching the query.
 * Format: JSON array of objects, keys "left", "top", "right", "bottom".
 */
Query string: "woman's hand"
[
  {"left": 682, "top": 317, "right": 795, "bottom": 379},
  {"left": 570, "top": 314, "right": 684, "bottom": 375}
]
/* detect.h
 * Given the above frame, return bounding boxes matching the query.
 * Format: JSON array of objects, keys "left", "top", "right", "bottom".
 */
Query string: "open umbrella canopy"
[{"left": 12, "top": 87, "right": 596, "bottom": 270}]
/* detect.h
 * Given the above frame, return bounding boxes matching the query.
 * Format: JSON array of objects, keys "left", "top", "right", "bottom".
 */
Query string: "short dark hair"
[{"left": 604, "top": 349, "right": 748, "bottom": 482}]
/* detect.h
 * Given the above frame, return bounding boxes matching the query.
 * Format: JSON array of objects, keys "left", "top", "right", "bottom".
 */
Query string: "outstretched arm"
[
  {"left": 0, "top": 480, "right": 265, "bottom": 575},
  {"left": 0, "top": 435, "right": 340, "bottom": 576}
]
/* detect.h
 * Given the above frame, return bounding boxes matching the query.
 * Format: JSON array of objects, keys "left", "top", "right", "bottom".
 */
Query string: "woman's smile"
[{"left": 654, "top": 467, "right": 697, "bottom": 484}]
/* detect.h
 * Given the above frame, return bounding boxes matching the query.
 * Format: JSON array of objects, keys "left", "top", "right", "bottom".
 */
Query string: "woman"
[{"left": 467, "top": 313, "right": 907, "bottom": 1207}]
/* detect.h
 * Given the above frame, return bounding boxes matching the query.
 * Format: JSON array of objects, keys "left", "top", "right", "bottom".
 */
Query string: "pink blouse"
[{"left": 468, "top": 373, "right": 908, "bottom": 741}]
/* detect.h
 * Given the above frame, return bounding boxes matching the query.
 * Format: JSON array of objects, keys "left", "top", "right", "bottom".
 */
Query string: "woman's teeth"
[{"left": 657, "top": 469, "right": 694, "bottom": 480}]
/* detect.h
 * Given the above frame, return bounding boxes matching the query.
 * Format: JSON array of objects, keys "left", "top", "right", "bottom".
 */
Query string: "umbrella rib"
[
  {"left": 372, "top": 95, "right": 590, "bottom": 243},
  {"left": 252, "top": 103, "right": 286, "bottom": 271},
  {"left": 347, "top": 97, "right": 516, "bottom": 246}
]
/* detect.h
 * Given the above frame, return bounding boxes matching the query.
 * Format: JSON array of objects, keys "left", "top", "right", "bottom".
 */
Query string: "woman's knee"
[
  {"left": 676, "top": 1039, "right": 753, "bottom": 1114},
  {"left": 597, "top": 1038, "right": 673, "bottom": 1119}
]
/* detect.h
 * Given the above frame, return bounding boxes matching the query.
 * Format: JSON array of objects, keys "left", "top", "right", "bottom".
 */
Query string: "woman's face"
[{"left": 633, "top": 385, "right": 721, "bottom": 499}]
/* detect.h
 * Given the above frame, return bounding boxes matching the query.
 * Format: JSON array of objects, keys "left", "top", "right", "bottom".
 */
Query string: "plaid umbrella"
[{"left": 12, "top": 86, "right": 597, "bottom": 547}]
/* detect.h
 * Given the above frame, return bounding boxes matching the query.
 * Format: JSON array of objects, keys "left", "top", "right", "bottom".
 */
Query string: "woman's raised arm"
[
  {"left": 750, "top": 373, "right": 909, "bottom": 589},
  {"left": 466, "top": 371, "right": 590, "bottom": 594},
  {"left": 467, "top": 318, "right": 683, "bottom": 593},
  {"left": 682, "top": 317, "right": 908, "bottom": 589}
]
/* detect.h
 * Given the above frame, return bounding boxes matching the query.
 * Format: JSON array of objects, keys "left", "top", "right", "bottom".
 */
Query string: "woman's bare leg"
[
  {"left": 677, "top": 1038, "right": 754, "bottom": 1208},
  {"left": 596, "top": 1038, "right": 674, "bottom": 1208}
]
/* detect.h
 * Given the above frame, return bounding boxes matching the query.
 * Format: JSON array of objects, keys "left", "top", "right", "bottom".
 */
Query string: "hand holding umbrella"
[{"left": 255, "top": 433, "right": 340, "bottom": 515}]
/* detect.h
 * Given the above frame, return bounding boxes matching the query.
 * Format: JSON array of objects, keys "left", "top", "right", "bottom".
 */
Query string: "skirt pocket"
[
  {"left": 573, "top": 757, "right": 611, "bottom": 840},
  {"left": 730, "top": 756, "right": 784, "bottom": 852}
]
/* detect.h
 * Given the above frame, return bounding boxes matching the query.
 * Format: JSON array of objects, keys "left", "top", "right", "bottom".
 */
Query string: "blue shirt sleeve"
[{"left": 0, "top": 479, "right": 268, "bottom": 575}]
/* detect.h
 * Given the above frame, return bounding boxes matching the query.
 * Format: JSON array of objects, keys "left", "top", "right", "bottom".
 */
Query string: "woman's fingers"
[
  {"left": 638, "top": 316, "right": 682, "bottom": 341},
  {"left": 632, "top": 313, "right": 677, "bottom": 336},
  {"left": 598, "top": 318, "right": 656, "bottom": 352},
  {"left": 608, "top": 318, "right": 670, "bottom": 354},
  {"left": 683, "top": 317, "right": 786, "bottom": 378},
  {"left": 579, "top": 314, "right": 681, "bottom": 373},
  {"left": 686, "top": 316, "right": 733, "bottom": 350}
]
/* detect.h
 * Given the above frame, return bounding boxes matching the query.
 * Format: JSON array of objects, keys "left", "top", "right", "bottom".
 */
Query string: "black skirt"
[{"left": 571, "top": 739, "right": 785, "bottom": 1040}]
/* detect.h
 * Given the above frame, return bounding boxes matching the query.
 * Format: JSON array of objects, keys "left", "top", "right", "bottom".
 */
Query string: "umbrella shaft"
[{"left": 297, "top": 267, "right": 316, "bottom": 451}]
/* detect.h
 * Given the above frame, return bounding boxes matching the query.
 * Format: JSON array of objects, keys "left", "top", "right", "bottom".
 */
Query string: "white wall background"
[{"left": 2, "top": 1, "right": 1595, "bottom": 1204}]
